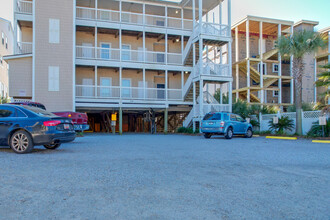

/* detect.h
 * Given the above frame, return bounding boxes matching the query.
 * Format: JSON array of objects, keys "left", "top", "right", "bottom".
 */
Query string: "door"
[
  {"left": 230, "top": 114, "right": 239, "bottom": 134},
  {"left": 82, "top": 43, "right": 93, "bottom": 58},
  {"left": 138, "top": 81, "right": 148, "bottom": 99},
  {"left": 122, "top": 79, "right": 131, "bottom": 98},
  {"left": 0, "top": 106, "right": 16, "bottom": 145},
  {"left": 100, "top": 77, "right": 112, "bottom": 97},
  {"left": 138, "top": 47, "right": 144, "bottom": 62},
  {"left": 157, "top": 84, "right": 165, "bottom": 100},
  {"left": 82, "top": 78, "right": 94, "bottom": 97},
  {"left": 235, "top": 114, "right": 246, "bottom": 133},
  {"left": 100, "top": 43, "right": 111, "bottom": 60},
  {"left": 122, "top": 44, "right": 131, "bottom": 61}
]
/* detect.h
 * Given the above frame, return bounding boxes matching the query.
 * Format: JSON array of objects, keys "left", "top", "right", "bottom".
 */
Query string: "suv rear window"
[{"left": 203, "top": 113, "right": 221, "bottom": 120}]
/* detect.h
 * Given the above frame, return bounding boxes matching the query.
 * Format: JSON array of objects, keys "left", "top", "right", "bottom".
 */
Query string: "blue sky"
[{"left": 1, "top": 0, "right": 329, "bottom": 30}]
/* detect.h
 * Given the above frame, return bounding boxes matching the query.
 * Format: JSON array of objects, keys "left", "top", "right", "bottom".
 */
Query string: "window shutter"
[
  {"left": 49, "top": 19, "right": 60, "bottom": 44},
  {"left": 48, "top": 66, "right": 59, "bottom": 91}
]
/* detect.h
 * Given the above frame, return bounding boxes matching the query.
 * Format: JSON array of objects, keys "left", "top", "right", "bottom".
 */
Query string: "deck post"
[
  {"left": 119, "top": 107, "right": 122, "bottom": 135},
  {"left": 193, "top": 82, "right": 196, "bottom": 132},
  {"left": 290, "top": 25, "right": 294, "bottom": 104},
  {"left": 259, "top": 21, "right": 264, "bottom": 104},
  {"left": 235, "top": 27, "right": 239, "bottom": 101},
  {"left": 164, "top": 108, "right": 168, "bottom": 134},
  {"left": 95, "top": 66, "right": 97, "bottom": 97},
  {"left": 278, "top": 24, "right": 282, "bottom": 104},
  {"left": 246, "top": 19, "right": 250, "bottom": 103}
]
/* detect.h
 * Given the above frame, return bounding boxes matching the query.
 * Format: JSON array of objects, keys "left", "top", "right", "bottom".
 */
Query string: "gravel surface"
[{"left": 0, "top": 134, "right": 329, "bottom": 219}]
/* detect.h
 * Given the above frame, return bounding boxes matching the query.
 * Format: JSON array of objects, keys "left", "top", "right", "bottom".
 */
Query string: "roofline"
[
  {"left": 232, "top": 15, "right": 294, "bottom": 30},
  {"left": 318, "top": 26, "right": 330, "bottom": 34},
  {"left": 0, "top": 17, "right": 14, "bottom": 34},
  {"left": 294, "top": 20, "right": 319, "bottom": 27},
  {"left": 3, "top": 54, "right": 32, "bottom": 61}
]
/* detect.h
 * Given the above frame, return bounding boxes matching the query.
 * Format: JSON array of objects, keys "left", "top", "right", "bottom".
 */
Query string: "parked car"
[
  {"left": 9, "top": 101, "right": 89, "bottom": 132},
  {"left": 200, "top": 112, "right": 253, "bottom": 139},
  {"left": 0, "top": 104, "right": 75, "bottom": 154}
]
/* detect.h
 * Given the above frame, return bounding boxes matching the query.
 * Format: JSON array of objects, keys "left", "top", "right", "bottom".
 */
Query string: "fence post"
[
  {"left": 259, "top": 112, "right": 262, "bottom": 131},
  {"left": 301, "top": 110, "right": 304, "bottom": 135}
]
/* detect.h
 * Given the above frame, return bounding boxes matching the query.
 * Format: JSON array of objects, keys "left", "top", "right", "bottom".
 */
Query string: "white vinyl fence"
[{"left": 259, "top": 111, "right": 329, "bottom": 135}]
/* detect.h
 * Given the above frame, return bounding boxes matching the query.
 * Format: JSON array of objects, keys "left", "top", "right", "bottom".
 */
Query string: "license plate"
[
  {"left": 64, "top": 124, "right": 70, "bottom": 130},
  {"left": 208, "top": 122, "right": 214, "bottom": 125}
]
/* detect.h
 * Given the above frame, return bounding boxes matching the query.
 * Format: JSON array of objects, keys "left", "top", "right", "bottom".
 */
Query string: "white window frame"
[
  {"left": 48, "top": 66, "right": 60, "bottom": 92},
  {"left": 100, "top": 42, "right": 111, "bottom": 60},
  {"left": 49, "top": 19, "right": 60, "bottom": 44},
  {"left": 100, "top": 77, "right": 112, "bottom": 97},
  {"left": 121, "top": 78, "right": 132, "bottom": 98},
  {"left": 1, "top": 32, "right": 4, "bottom": 45},
  {"left": 273, "top": 90, "right": 279, "bottom": 97},
  {"left": 5, "top": 37, "right": 8, "bottom": 49},
  {"left": 257, "top": 63, "right": 267, "bottom": 75},
  {"left": 272, "top": 63, "right": 279, "bottom": 73}
]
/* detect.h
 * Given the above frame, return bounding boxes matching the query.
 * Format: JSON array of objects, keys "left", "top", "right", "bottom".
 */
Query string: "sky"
[{"left": 0, "top": 0, "right": 329, "bottom": 30}]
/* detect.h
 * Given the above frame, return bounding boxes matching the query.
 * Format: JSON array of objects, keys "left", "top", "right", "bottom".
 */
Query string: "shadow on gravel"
[{"left": 0, "top": 147, "right": 73, "bottom": 154}]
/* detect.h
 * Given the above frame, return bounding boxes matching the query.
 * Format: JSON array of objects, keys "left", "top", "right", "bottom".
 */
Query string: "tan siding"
[
  {"left": 34, "top": 0, "right": 74, "bottom": 111},
  {"left": 8, "top": 57, "right": 33, "bottom": 98}
]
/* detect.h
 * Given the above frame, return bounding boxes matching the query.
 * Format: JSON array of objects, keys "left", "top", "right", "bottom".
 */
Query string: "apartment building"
[
  {"left": 5, "top": 0, "right": 232, "bottom": 133},
  {"left": 0, "top": 18, "right": 14, "bottom": 100},
  {"left": 315, "top": 26, "right": 330, "bottom": 104},
  {"left": 231, "top": 16, "right": 294, "bottom": 108}
]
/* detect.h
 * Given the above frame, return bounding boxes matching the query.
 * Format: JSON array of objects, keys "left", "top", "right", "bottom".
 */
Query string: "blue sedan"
[{"left": 200, "top": 112, "right": 253, "bottom": 139}]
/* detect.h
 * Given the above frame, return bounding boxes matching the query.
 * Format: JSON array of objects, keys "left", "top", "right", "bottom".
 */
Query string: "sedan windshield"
[
  {"left": 22, "top": 106, "right": 56, "bottom": 117},
  {"left": 203, "top": 113, "right": 221, "bottom": 120}
]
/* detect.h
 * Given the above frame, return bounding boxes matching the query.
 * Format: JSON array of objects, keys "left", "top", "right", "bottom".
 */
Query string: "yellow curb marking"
[
  {"left": 312, "top": 140, "right": 330, "bottom": 144},
  {"left": 266, "top": 136, "right": 297, "bottom": 140}
]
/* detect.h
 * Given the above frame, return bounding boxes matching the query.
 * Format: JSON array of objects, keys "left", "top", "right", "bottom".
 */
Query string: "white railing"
[
  {"left": 76, "top": 46, "right": 181, "bottom": 65},
  {"left": 182, "top": 69, "right": 195, "bottom": 99},
  {"left": 182, "top": 25, "right": 199, "bottom": 63},
  {"left": 183, "top": 108, "right": 194, "bottom": 127},
  {"left": 76, "top": 85, "right": 182, "bottom": 101},
  {"left": 16, "top": 0, "right": 32, "bottom": 14},
  {"left": 200, "top": 22, "right": 230, "bottom": 37},
  {"left": 76, "top": 6, "right": 194, "bottom": 31},
  {"left": 203, "top": 63, "right": 231, "bottom": 77},
  {"left": 16, "top": 42, "right": 32, "bottom": 54}
]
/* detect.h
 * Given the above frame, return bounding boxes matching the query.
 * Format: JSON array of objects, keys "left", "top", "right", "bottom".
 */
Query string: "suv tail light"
[
  {"left": 43, "top": 120, "right": 61, "bottom": 127},
  {"left": 220, "top": 121, "right": 225, "bottom": 126}
]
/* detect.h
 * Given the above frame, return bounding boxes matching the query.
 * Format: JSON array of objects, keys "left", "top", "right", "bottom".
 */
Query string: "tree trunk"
[{"left": 293, "top": 58, "right": 304, "bottom": 135}]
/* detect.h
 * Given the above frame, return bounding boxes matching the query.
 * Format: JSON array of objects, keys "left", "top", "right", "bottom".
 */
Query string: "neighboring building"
[
  {"left": 231, "top": 16, "right": 294, "bottom": 109},
  {"left": 293, "top": 20, "right": 319, "bottom": 104},
  {"left": 0, "top": 18, "right": 14, "bottom": 100},
  {"left": 4, "top": 0, "right": 232, "bottom": 133},
  {"left": 315, "top": 26, "right": 330, "bottom": 104}
]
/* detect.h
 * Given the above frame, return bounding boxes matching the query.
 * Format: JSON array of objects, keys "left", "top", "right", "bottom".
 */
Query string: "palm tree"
[
  {"left": 315, "top": 64, "right": 330, "bottom": 112},
  {"left": 276, "top": 30, "right": 326, "bottom": 135}
]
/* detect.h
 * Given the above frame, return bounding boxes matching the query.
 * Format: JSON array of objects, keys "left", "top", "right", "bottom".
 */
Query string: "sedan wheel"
[
  {"left": 10, "top": 130, "right": 34, "bottom": 154},
  {"left": 44, "top": 143, "right": 61, "bottom": 150}
]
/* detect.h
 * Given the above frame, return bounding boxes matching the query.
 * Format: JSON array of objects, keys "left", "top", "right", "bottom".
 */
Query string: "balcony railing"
[
  {"left": 16, "top": 42, "right": 32, "bottom": 54},
  {"left": 76, "top": 46, "right": 182, "bottom": 65},
  {"left": 76, "top": 6, "right": 194, "bottom": 31},
  {"left": 200, "top": 22, "right": 230, "bottom": 37},
  {"left": 76, "top": 85, "right": 182, "bottom": 101},
  {"left": 16, "top": 0, "right": 33, "bottom": 14}
]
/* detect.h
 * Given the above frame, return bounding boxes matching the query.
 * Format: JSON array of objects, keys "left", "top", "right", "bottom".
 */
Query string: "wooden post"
[
  {"left": 235, "top": 27, "right": 239, "bottom": 101},
  {"left": 246, "top": 20, "right": 250, "bottom": 103},
  {"left": 119, "top": 107, "right": 122, "bottom": 135}
]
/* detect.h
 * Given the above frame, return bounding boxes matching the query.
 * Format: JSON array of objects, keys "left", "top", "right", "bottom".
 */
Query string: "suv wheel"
[
  {"left": 10, "top": 130, "right": 34, "bottom": 154},
  {"left": 204, "top": 133, "right": 212, "bottom": 139},
  {"left": 245, "top": 128, "right": 253, "bottom": 138},
  {"left": 44, "top": 143, "right": 61, "bottom": 150},
  {"left": 225, "top": 127, "right": 233, "bottom": 139}
]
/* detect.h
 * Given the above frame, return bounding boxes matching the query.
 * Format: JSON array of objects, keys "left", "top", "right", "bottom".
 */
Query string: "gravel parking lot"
[{"left": 0, "top": 134, "right": 329, "bottom": 219}]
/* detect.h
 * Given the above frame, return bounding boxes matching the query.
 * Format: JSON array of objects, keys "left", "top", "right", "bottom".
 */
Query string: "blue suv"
[{"left": 200, "top": 112, "right": 253, "bottom": 139}]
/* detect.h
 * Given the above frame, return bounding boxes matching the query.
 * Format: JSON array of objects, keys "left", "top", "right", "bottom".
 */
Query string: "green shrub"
[
  {"left": 287, "top": 103, "right": 314, "bottom": 112},
  {"left": 177, "top": 127, "right": 187, "bottom": 133},
  {"left": 307, "top": 118, "right": 330, "bottom": 137},
  {"left": 177, "top": 127, "right": 196, "bottom": 134},
  {"left": 268, "top": 116, "right": 294, "bottom": 134},
  {"left": 250, "top": 119, "right": 260, "bottom": 128}
]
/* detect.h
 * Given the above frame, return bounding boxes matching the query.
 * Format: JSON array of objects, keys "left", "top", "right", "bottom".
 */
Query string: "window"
[
  {"left": 0, "top": 56, "right": 3, "bottom": 66},
  {"left": 203, "top": 113, "right": 222, "bottom": 121},
  {"left": 156, "top": 20, "right": 165, "bottom": 27},
  {"left": 257, "top": 63, "right": 267, "bottom": 75},
  {"left": 272, "top": 63, "right": 279, "bottom": 73},
  {"left": 100, "top": 43, "right": 111, "bottom": 60},
  {"left": 1, "top": 32, "right": 4, "bottom": 45},
  {"left": 230, "top": 114, "right": 236, "bottom": 121},
  {"left": 121, "top": 44, "right": 131, "bottom": 61},
  {"left": 0, "top": 107, "right": 14, "bottom": 118},
  {"left": 5, "top": 37, "right": 8, "bottom": 49},
  {"left": 273, "top": 90, "right": 279, "bottom": 97},
  {"left": 236, "top": 115, "right": 244, "bottom": 122},
  {"left": 48, "top": 66, "right": 59, "bottom": 91},
  {"left": 49, "top": 19, "right": 60, "bottom": 44}
]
